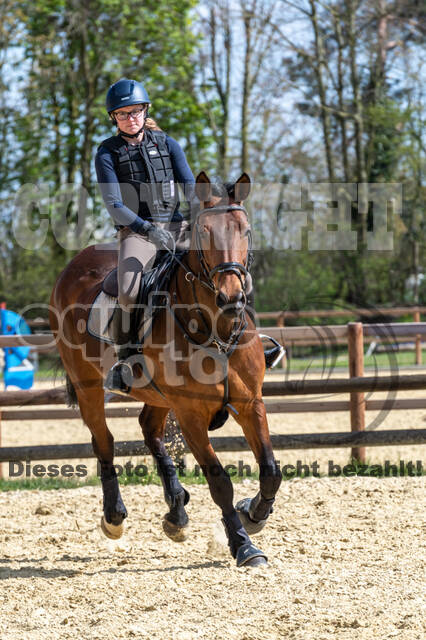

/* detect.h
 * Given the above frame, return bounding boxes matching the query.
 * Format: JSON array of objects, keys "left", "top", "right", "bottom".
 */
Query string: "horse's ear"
[
  {"left": 234, "top": 173, "right": 251, "bottom": 202},
  {"left": 195, "top": 171, "right": 212, "bottom": 202}
]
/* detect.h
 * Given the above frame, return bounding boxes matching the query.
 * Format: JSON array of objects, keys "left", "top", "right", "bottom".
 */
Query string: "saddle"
[
  {"left": 87, "top": 250, "right": 186, "bottom": 345},
  {"left": 102, "top": 268, "right": 119, "bottom": 298}
]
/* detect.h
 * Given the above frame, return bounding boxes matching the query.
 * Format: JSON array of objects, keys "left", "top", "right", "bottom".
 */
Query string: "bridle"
[
  {"left": 181, "top": 204, "right": 253, "bottom": 295},
  {"left": 193, "top": 204, "right": 253, "bottom": 298},
  {"left": 167, "top": 201, "right": 253, "bottom": 357}
]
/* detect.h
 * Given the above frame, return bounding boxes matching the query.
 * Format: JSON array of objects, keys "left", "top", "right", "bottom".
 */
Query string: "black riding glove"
[{"left": 146, "top": 223, "right": 174, "bottom": 249}]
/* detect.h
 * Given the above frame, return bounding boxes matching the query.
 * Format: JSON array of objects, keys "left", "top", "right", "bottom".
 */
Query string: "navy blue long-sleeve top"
[{"left": 95, "top": 133, "right": 195, "bottom": 232}]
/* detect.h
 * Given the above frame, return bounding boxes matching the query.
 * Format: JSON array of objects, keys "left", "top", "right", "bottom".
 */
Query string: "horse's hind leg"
[
  {"left": 139, "top": 405, "right": 190, "bottom": 542},
  {"left": 73, "top": 377, "right": 128, "bottom": 539}
]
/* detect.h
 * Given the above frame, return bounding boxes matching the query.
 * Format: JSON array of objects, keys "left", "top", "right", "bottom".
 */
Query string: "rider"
[
  {"left": 95, "top": 78, "right": 195, "bottom": 394},
  {"left": 96, "top": 78, "right": 284, "bottom": 396}
]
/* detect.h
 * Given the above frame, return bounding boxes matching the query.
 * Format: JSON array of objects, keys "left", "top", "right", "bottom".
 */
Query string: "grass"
[
  {"left": 1, "top": 346, "right": 424, "bottom": 385},
  {"left": 1, "top": 458, "right": 424, "bottom": 492}
]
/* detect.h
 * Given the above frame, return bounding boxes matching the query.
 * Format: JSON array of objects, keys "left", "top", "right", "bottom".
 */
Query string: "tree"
[{"left": 0, "top": 0, "right": 212, "bottom": 310}]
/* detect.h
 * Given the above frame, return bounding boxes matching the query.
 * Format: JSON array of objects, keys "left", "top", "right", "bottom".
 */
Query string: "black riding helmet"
[{"left": 106, "top": 78, "right": 151, "bottom": 138}]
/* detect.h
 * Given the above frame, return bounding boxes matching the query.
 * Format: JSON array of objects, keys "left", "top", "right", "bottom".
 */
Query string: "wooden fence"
[
  {"left": 27, "top": 305, "right": 426, "bottom": 361},
  {"left": 1, "top": 322, "right": 426, "bottom": 471},
  {"left": 255, "top": 305, "right": 426, "bottom": 365}
]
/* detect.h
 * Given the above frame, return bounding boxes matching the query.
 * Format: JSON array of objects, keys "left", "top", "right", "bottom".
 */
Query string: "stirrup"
[
  {"left": 104, "top": 360, "right": 133, "bottom": 396},
  {"left": 259, "top": 333, "right": 285, "bottom": 369}
]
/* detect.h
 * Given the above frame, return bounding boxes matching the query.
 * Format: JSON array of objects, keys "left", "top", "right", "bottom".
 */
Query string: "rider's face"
[{"left": 112, "top": 104, "right": 146, "bottom": 135}]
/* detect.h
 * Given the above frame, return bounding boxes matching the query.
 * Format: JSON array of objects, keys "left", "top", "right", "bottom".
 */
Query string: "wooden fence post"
[
  {"left": 414, "top": 309, "right": 422, "bottom": 365},
  {"left": 348, "top": 322, "right": 366, "bottom": 463}
]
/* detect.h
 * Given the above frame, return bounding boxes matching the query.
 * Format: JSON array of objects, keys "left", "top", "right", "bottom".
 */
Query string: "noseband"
[{"left": 194, "top": 204, "right": 253, "bottom": 295}]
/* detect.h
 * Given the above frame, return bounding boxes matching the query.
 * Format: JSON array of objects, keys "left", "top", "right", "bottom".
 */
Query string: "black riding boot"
[
  {"left": 246, "top": 290, "right": 285, "bottom": 369},
  {"left": 104, "top": 305, "right": 134, "bottom": 395}
]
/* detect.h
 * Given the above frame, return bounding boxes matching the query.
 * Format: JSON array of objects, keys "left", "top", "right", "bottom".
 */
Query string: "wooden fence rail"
[
  {"left": 1, "top": 374, "right": 426, "bottom": 408},
  {"left": 256, "top": 306, "right": 426, "bottom": 320},
  {"left": 1, "top": 321, "right": 426, "bottom": 470},
  {"left": 2, "top": 322, "right": 426, "bottom": 348},
  {"left": 25, "top": 307, "right": 426, "bottom": 364},
  {"left": 1, "top": 397, "right": 426, "bottom": 421},
  {"left": 2, "top": 429, "right": 426, "bottom": 462}
]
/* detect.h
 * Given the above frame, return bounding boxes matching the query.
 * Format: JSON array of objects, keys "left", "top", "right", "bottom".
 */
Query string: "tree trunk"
[
  {"left": 241, "top": 2, "right": 253, "bottom": 174},
  {"left": 333, "top": 10, "right": 350, "bottom": 182},
  {"left": 309, "top": 0, "right": 335, "bottom": 183},
  {"left": 347, "top": 0, "right": 368, "bottom": 246}
]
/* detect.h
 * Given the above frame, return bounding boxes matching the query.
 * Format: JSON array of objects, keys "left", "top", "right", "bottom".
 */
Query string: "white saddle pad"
[
  {"left": 87, "top": 291, "right": 154, "bottom": 345},
  {"left": 87, "top": 291, "right": 117, "bottom": 344}
]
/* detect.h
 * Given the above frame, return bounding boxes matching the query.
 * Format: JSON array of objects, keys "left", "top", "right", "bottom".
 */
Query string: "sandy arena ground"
[
  {"left": 0, "top": 369, "right": 425, "bottom": 638},
  {"left": 0, "top": 477, "right": 425, "bottom": 639}
]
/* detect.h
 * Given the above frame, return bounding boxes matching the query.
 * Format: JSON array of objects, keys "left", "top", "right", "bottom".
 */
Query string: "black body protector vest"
[{"left": 99, "top": 129, "right": 179, "bottom": 223}]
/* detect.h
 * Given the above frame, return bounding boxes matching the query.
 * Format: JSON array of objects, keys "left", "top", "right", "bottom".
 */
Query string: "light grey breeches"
[{"left": 117, "top": 221, "right": 190, "bottom": 311}]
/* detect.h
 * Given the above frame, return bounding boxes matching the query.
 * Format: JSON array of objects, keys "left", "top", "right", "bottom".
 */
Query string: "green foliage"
[
  {"left": 253, "top": 249, "right": 341, "bottom": 312},
  {"left": 0, "top": 0, "right": 424, "bottom": 313},
  {"left": 366, "top": 99, "right": 411, "bottom": 182},
  {"left": 0, "top": 0, "right": 213, "bottom": 310}
]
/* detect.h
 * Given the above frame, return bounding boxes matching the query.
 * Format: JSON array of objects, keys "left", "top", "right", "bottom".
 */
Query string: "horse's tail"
[{"left": 65, "top": 374, "right": 78, "bottom": 408}]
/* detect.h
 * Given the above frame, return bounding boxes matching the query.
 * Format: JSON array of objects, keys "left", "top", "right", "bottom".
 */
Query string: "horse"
[{"left": 49, "top": 171, "right": 282, "bottom": 567}]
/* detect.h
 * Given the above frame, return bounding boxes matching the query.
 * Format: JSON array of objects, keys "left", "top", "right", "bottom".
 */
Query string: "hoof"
[
  {"left": 236, "top": 498, "right": 268, "bottom": 535},
  {"left": 236, "top": 543, "right": 268, "bottom": 567},
  {"left": 162, "top": 516, "right": 188, "bottom": 542},
  {"left": 100, "top": 516, "right": 124, "bottom": 540}
]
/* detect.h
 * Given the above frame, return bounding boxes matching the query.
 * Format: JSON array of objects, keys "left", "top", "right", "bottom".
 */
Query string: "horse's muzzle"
[{"left": 216, "top": 290, "right": 245, "bottom": 317}]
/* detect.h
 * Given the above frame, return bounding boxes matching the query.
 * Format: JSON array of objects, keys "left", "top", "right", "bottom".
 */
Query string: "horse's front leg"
[
  {"left": 139, "top": 404, "right": 190, "bottom": 541},
  {"left": 72, "top": 378, "right": 128, "bottom": 540},
  {"left": 175, "top": 409, "right": 268, "bottom": 567},
  {"left": 233, "top": 397, "right": 282, "bottom": 535}
]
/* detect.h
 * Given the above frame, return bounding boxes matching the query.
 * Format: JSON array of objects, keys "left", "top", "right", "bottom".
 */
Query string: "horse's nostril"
[
  {"left": 216, "top": 291, "right": 229, "bottom": 307},
  {"left": 216, "top": 290, "right": 245, "bottom": 315}
]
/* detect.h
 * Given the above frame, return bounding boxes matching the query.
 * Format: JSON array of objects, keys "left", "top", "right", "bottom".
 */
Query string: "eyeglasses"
[{"left": 114, "top": 108, "right": 146, "bottom": 121}]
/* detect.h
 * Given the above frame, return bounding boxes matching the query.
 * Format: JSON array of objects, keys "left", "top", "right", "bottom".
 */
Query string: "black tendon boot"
[
  {"left": 246, "top": 290, "right": 285, "bottom": 369},
  {"left": 104, "top": 305, "right": 135, "bottom": 395}
]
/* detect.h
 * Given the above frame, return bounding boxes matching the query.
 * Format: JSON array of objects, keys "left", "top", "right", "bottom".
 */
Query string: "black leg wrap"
[
  {"left": 166, "top": 488, "right": 189, "bottom": 527},
  {"left": 259, "top": 461, "right": 282, "bottom": 501},
  {"left": 248, "top": 491, "right": 275, "bottom": 522},
  {"left": 235, "top": 461, "right": 281, "bottom": 534},
  {"left": 221, "top": 510, "right": 251, "bottom": 558},
  {"left": 156, "top": 454, "right": 190, "bottom": 509},
  {"left": 100, "top": 463, "right": 127, "bottom": 525}
]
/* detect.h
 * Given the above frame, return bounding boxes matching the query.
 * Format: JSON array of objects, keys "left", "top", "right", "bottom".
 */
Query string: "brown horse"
[{"left": 49, "top": 171, "right": 282, "bottom": 567}]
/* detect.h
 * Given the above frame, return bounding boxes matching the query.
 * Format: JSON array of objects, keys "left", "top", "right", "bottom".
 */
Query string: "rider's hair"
[{"left": 145, "top": 116, "right": 162, "bottom": 131}]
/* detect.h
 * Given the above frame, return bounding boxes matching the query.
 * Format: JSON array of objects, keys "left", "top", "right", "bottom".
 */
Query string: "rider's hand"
[{"left": 146, "top": 223, "right": 174, "bottom": 249}]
